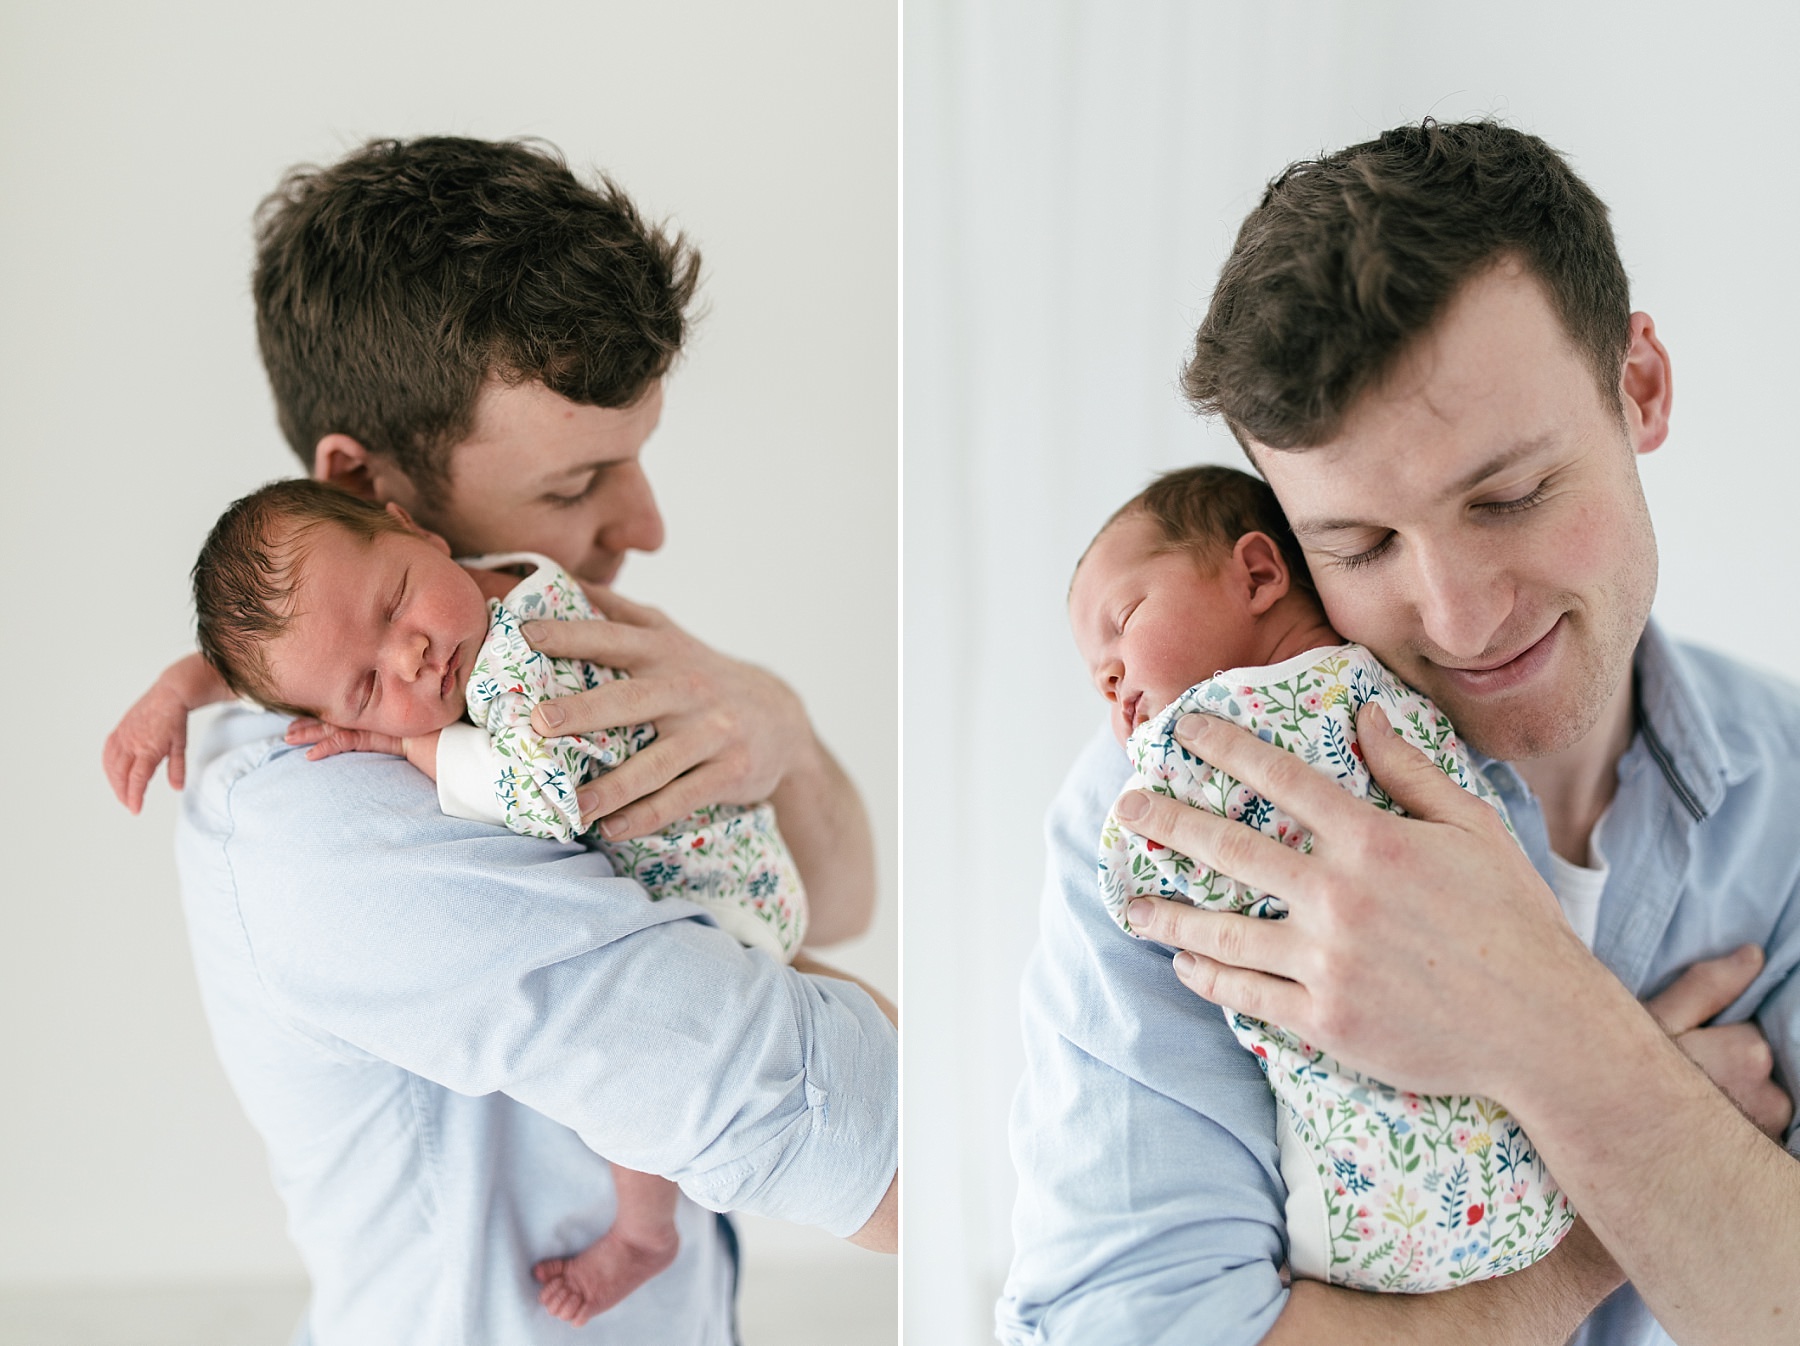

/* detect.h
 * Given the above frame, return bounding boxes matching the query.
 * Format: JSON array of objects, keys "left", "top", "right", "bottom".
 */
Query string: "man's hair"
[
  {"left": 194, "top": 479, "right": 411, "bottom": 714},
  {"left": 254, "top": 136, "right": 702, "bottom": 504},
  {"left": 1183, "top": 119, "right": 1630, "bottom": 450},
  {"left": 1087, "top": 464, "right": 1315, "bottom": 599}
]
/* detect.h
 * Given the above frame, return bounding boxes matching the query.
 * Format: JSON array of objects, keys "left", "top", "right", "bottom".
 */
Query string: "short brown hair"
[
  {"left": 1183, "top": 119, "right": 1630, "bottom": 450},
  {"left": 1088, "top": 464, "right": 1315, "bottom": 600},
  {"left": 254, "top": 136, "right": 702, "bottom": 504},
  {"left": 193, "top": 479, "right": 410, "bottom": 713}
]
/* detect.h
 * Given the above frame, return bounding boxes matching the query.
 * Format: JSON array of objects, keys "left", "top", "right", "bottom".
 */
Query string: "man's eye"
[
  {"left": 1330, "top": 534, "right": 1395, "bottom": 572},
  {"left": 1480, "top": 482, "right": 1549, "bottom": 515},
  {"left": 545, "top": 472, "right": 603, "bottom": 507}
]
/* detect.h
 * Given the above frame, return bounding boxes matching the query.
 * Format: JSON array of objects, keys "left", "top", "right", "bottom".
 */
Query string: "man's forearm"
[
  {"left": 1500, "top": 983, "right": 1800, "bottom": 1346},
  {"left": 771, "top": 733, "right": 878, "bottom": 946},
  {"left": 1265, "top": 1218, "right": 1625, "bottom": 1346}
]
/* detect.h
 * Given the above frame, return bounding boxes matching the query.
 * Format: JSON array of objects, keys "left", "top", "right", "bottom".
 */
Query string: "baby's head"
[
  {"left": 194, "top": 480, "right": 490, "bottom": 737},
  {"left": 1069, "top": 465, "right": 1332, "bottom": 745}
]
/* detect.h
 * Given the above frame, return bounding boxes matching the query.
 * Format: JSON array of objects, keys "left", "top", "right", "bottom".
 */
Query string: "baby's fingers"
[
  {"left": 166, "top": 724, "right": 188, "bottom": 793},
  {"left": 284, "top": 718, "right": 331, "bottom": 746}
]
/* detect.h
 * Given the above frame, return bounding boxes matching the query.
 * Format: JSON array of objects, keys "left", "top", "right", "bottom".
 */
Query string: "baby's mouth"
[{"left": 1123, "top": 691, "right": 1144, "bottom": 729}]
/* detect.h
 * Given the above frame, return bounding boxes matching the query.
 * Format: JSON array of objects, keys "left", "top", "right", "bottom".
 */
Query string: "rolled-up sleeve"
[
  {"left": 999, "top": 728, "right": 1291, "bottom": 1345},
  {"left": 215, "top": 743, "right": 896, "bottom": 1238}
]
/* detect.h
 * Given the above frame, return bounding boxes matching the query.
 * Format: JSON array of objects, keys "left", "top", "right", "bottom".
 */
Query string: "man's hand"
[
  {"left": 1116, "top": 703, "right": 1608, "bottom": 1100},
  {"left": 521, "top": 588, "right": 811, "bottom": 840},
  {"left": 1646, "top": 945, "right": 1793, "bottom": 1140}
]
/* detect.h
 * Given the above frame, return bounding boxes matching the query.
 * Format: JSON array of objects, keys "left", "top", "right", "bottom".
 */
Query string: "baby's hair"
[
  {"left": 193, "top": 479, "right": 412, "bottom": 714},
  {"left": 1087, "top": 464, "right": 1316, "bottom": 599}
]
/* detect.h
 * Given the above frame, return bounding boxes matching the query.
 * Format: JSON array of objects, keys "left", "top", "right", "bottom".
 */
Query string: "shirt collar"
[{"left": 1629, "top": 617, "right": 1745, "bottom": 820}]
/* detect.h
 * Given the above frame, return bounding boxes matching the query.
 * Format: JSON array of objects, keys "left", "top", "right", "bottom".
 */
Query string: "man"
[
  {"left": 178, "top": 137, "right": 895, "bottom": 1345},
  {"left": 1001, "top": 121, "right": 1799, "bottom": 1345}
]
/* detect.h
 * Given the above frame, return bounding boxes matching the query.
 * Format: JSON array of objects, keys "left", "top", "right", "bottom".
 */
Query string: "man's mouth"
[{"left": 1433, "top": 618, "right": 1562, "bottom": 695}]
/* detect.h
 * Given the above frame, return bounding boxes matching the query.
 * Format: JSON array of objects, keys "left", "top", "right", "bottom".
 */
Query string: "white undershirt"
[{"left": 1544, "top": 807, "right": 1611, "bottom": 950}]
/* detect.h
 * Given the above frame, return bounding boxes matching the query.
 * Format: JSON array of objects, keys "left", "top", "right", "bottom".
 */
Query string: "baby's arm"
[
  {"left": 284, "top": 719, "right": 441, "bottom": 779},
  {"left": 104, "top": 652, "right": 233, "bottom": 813}
]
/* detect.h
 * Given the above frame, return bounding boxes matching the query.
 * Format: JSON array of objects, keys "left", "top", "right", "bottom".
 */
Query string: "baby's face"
[
  {"left": 1069, "top": 512, "right": 1255, "bottom": 746},
  {"left": 263, "top": 516, "right": 492, "bottom": 738}
]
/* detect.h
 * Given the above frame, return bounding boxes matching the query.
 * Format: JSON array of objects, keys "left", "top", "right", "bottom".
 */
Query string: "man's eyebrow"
[{"left": 1288, "top": 437, "right": 1555, "bottom": 537}]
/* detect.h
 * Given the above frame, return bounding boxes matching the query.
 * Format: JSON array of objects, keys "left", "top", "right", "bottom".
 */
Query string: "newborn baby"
[
  {"left": 112, "top": 478, "right": 807, "bottom": 1326},
  {"left": 1067, "top": 464, "right": 1572, "bottom": 1293}
]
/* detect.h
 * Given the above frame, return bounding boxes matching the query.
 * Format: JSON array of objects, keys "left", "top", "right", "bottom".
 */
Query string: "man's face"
[
  {"left": 1069, "top": 512, "right": 1257, "bottom": 746},
  {"left": 264, "top": 513, "right": 492, "bottom": 739},
  {"left": 1252, "top": 261, "right": 1661, "bottom": 762},
  {"left": 405, "top": 379, "right": 667, "bottom": 588}
]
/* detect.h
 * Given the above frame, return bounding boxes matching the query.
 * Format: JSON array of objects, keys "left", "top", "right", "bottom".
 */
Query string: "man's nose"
[
  {"left": 603, "top": 464, "right": 666, "bottom": 555},
  {"left": 1409, "top": 538, "right": 1513, "bottom": 660}
]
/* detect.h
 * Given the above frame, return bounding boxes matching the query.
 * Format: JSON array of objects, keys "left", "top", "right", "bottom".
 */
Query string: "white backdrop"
[
  {"left": 0, "top": 0, "right": 896, "bottom": 1333},
  {"left": 903, "top": 3, "right": 1800, "bottom": 1342}
]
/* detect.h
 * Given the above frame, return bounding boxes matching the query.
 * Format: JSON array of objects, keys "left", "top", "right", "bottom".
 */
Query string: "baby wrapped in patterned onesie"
[
  {"left": 1067, "top": 465, "right": 1572, "bottom": 1293},
  {"left": 120, "top": 479, "right": 806, "bottom": 1328}
]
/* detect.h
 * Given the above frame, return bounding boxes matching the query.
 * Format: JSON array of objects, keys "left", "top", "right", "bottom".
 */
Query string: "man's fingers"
[
  {"left": 1116, "top": 787, "right": 1311, "bottom": 903},
  {"left": 579, "top": 739, "right": 712, "bottom": 830},
  {"left": 1645, "top": 944, "right": 1764, "bottom": 1034},
  {"left": 1170, "top": 949, "right": 1310, "bottom": 1024},
  {"left": 532, "top": 674, "right": 686, "bottom": 739},
  {"left": 578, "top": 586, "right": 668, "bottom": 629},
  {"left": 601, "top": 763, "right": 734, "bottom": 840},
  {"left": 1675, "top": 1019, "right": 1793, "bottom": 1139},
  {"left": 1169, "top": 713, "right": 1360, "bottom": 836},
  {"left": 521, "top": 616, "right": 663, "bottom": 670},
  {"left": 1122, "top": 895, "right": 1301, "bottom": 980},
  {"left": 1352, "top": 703, "right": 1489, "bottom": 824}
]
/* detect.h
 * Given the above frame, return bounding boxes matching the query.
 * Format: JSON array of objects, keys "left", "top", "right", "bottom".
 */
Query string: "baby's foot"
[{"left": 533, "top": 1226, "right": 681, "bottom": 1327}]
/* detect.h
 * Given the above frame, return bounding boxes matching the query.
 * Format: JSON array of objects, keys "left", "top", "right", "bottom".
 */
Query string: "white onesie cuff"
[{"left": 435, "top": 721, "right": 508, "bottom": 826}]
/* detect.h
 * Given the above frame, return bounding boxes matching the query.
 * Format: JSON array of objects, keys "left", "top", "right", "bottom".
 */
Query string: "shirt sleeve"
[
  {"left": 998, "top": 727, "right": 1291, "bottom": 1346},
  {"left": 202, "top": 740, "right": 896, "bottom": 1238},
  {"left": 434, "top": 720, "right": 508, "bottom": 826}
]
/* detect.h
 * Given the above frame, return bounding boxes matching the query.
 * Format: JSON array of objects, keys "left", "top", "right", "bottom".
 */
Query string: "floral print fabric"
[
  {"left": 460, "top": 555, "right": 806, "bottom": 960},
  {"left": 1097, "top": 643, "right": 1572, "bottom": 1291}
]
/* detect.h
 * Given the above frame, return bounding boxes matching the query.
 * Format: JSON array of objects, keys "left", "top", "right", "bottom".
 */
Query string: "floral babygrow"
[
  {"left": 434, "top": 553, "right": 806, "bottom": 960},
  {"left": 1098, "top": 643, "right": 1572, "bottom": 1292}
]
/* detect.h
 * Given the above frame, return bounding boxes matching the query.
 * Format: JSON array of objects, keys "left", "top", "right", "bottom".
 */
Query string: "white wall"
[
  {"left": 903, "top": 3, "right": 1800, "bottom": 1341},
  {"left": 0, "top": 0, "right": 896, "bottom": 1313}
]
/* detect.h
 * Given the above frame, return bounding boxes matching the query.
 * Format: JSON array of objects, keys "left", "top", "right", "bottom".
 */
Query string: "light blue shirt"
[
  {"left": 999, "top": 623, "right": 1800, "bottom": 1345},
  {"left": 177, "top": 707, "right": 896, "bottom": 1346}
]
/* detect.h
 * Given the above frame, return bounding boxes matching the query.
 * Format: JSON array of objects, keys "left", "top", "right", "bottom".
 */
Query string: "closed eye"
[
  {"left": 1113, "top": 598, "right": 1143, "bottom": 635},
  {"left": 1479, "top": 482, "right": 1548, "bottom": 515},
  {"left": 545, "top": 469, "right": 606, "bottom": 508},
  {"left": 1329, "top": 534, "right": 1395, "bottom": 572}
]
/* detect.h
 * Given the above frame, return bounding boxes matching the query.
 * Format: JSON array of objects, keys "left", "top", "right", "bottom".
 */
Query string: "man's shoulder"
[{"left": 1662, "top": 634, "right": 1800, "bottom": 764}]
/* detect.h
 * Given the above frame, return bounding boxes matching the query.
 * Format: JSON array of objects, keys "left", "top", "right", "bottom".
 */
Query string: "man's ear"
[
  {"left": 1234, "top": 532, "right": 1292, "bottom": 616},
  {"left": 314, "top": 434, "right": 422, "bottom": 509},
  {"left": 1620, "top": 311, "right": 1673, "bottom": 457}
]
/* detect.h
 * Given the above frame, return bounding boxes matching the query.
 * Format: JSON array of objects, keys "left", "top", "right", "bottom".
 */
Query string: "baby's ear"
[
  {"left": 1235, "top": 531, "right": 1291, "bottom": 615},
  {"left": 384, "top": 502, "right": 453, "bottom": 555}
]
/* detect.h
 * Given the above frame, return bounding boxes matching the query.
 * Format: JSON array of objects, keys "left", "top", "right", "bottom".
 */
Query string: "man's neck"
[{"left": 1512, "top": 672, "right": 1636, "bottom": 866}]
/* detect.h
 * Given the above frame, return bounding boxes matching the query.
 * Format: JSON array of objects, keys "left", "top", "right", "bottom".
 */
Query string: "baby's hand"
[
  {"left": 285, "top": 718, "right": 407, "bottom": 761},
  {"left": 103, "top": 681, "right": 193, "bottom": 814}
]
